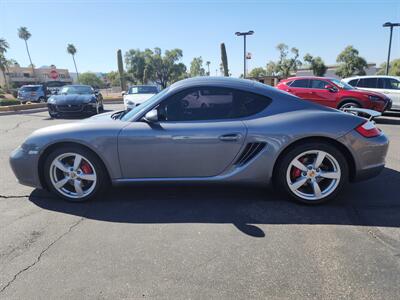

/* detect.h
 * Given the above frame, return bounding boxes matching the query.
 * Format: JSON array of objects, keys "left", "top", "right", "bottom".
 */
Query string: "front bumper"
[
  {"left": 48, "top": 102, "right": 97, "bottom": 115},
  {"left": 338, "top": 130, "right": 389, "bottom": 182},
  {"left": 9, "top": 146, "right": 42, "bottom": 188}
]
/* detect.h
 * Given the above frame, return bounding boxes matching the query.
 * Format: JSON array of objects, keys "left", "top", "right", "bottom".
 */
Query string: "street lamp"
[
  {"left": 383, "top": 22, "right": 400, "bottom": 75},
  {"left": 235, "top": 30, "right": 254, "bottom": 78}
]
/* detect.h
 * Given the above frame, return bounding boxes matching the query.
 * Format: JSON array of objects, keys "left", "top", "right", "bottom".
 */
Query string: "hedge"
[{"left": 0, "top": 99, "right": 20, "bottom": 106}]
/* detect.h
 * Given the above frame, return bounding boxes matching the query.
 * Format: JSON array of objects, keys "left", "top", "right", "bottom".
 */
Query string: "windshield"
[
  {"left": 121, "top": 87, "right": 169, "bottom": 121},
  {"left": 20, "top": 86, "right": 40, "bottom": 92},
  {"left": 128, "top": 86, "right": 158, "bottom": 94},
  {"left": 331, "top": 78, "right": 354, "bottom": 90},
  {"left": 60, "top": 85, "right": 93, "bottom": 95}
]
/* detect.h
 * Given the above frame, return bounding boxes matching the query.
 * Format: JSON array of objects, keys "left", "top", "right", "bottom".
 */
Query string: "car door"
[
  {"left": 379, "top": 78, "right": 400, "bottom": 109},
  {"left": 285, "top": 79, "right": 310, "bottom": 99},
  {"left": 118, "top": 87, "right": 247, "bottom": 178},
  {"left": 356, "top": 77, "right": 379, "bottom": 93},
  {"left": 307, "top": 79, "right": 337, "bottom": 107}
]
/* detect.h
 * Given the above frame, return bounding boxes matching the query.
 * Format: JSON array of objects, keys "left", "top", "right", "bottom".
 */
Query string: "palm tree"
[
  {"left": 0, "top": 38, "right": 9, "bottom": 54},
  {"left": 17, "top": 27, "right": 36, "bottom": 81},
  {"left": 206, "top": 61, "right": 211, "bottom": 76},
  {"left": 0, "top": 38, "right": 10, "bottom": 89},
  {"left": 67, "top": 43, "right": 79, "bottom": 81}
]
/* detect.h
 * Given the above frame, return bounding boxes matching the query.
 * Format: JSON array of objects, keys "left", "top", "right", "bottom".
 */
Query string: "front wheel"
[
  {"left": 44, "top": 146, "right": 108, "bottom": 202},
  {"left": 338, "top": 101, "right": 360, "bottom": 111},
  {"left": 275, "top": 142, "right": 348, "bottom": 204}
]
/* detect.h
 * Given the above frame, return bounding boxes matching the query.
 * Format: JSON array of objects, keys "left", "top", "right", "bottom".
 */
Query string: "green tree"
[
  {"left": 67, "top": 44, "right": 79, "bottom": 81},
  {"left": 266, "top": 61, "right": 277, "bottom": 76},
  {"left": 144, "top": 47, "right": 186, "bottom": 88},
  {"left": 117, "top": 49, "right": 126, "bottom": 90},
  {"left": 335, "top": 45, "right": 368, "bottom": 78},
  {"left": 220, "top": 43, "right": 229, "bottom": 76},
  {"left": 124, "top": 49, "right": 146, "bottom": 84},
  {"left": 303, "top": 53, "right": 327, "bottom": 76},
  {"left": 376, "top": 58, "right": 400, "bottom": 76},
  {"left": 18, "top": 27, "right": 35, "bottom": 81},
  {"left": 248, "top": 67, "right": 267, "bottom": 78},
  {"left": 275, "top": 43, "right": 302, "bottom": 77},
  {"left": 78, "top": 72, "right": 104, "bottom": 88},
  {"left": 0, "top": 38, "right": 10, "bottom": 89},
  {"left": 205, "top": 61, "right": 210, "bottom": 76},
  {"left": 189, "top": 56, "right": 205, "bottom": 77}
]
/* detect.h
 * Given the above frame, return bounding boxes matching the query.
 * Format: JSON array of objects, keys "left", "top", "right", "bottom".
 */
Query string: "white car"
[
  {"left": 343, "top": 75, "right": 400, "bottom": 111},
  {"left": 123, "top": 85, "right": 159, "bottom": 110}
]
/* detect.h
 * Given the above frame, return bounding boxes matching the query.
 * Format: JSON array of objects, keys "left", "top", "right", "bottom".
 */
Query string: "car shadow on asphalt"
[{"left": 28, "top": 167, "right": 400, "bottom": 237}]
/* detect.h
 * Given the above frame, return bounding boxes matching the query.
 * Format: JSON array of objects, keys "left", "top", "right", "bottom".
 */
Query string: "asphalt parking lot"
[{"left": 0, "top": 103, "right": 399, "bottom": 299}]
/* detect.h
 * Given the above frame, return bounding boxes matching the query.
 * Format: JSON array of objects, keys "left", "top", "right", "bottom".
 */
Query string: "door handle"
[{"left": 219, "top": 134, "right": 241, "bottom": 142}]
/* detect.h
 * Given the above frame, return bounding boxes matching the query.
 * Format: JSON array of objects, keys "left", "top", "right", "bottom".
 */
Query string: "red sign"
[{"left": 50, "top": 69, "right": 59, "bottom": 80}]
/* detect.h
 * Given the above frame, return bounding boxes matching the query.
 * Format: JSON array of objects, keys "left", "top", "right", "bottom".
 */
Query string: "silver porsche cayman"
[{"left": 10, "top": 77, "right": 389, "bottom": 204}]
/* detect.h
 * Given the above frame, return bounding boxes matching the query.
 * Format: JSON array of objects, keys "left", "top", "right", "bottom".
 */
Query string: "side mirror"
[
  {"left": 325, "top": 84, "right": 337, "bottom": 92},
  {"left": 144, "top": 109, "right": 159, "bottom": 123},
  {"left": 121, "top": 91, "right": 126, "bottom": 96}
]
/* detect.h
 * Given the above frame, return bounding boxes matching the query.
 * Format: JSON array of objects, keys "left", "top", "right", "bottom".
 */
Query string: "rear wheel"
[
  {"left": 275, "top": 142, "right": 348, "bottom": 204},
  {"left": 44, "top": 146, "right": 107, "bottom": 202},
  {"left": 38, "top": 97, "right": 45, "bottom": 103}
]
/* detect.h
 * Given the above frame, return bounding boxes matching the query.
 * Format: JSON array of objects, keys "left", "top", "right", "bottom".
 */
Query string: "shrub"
[{"left": 0, "top": 99, "right": 20, "bottom": 106}]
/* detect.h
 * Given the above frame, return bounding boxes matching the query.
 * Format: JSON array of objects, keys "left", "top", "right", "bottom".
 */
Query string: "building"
[
  {"left": 296, "top": 63, "right": 380, "bottom": 79},
  {"left": 0, "top": 65, "right": 73, "bottom": 88},
  {"left": 247, "top": 75, "right": 282, "bottom": 86}
]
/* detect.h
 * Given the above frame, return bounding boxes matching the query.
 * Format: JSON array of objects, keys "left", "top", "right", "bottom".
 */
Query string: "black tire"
[
  {"left": 275, "top": 142, "right": 349, "bottom": 205},
  {"left": 43, "top": 145, "right": 108, "bottom": 202},
  {"left": 48, "top": 111, "right": 58, "bottom": 118},
  {"left": 38, "top": 97, "right": 45, "bottom": 103},
  {"left": 338, "top": 101, "right": 361, "bottom": 110}
]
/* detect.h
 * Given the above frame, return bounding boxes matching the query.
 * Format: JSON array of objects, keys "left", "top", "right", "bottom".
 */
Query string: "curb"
[{"left": 0, "top": 103, "right": 47, "bottom": 112}]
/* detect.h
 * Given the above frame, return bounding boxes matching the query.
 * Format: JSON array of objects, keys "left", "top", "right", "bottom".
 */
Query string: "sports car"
[
  {"left": 47, "top": 85, "right": 104, "bottom": 118},
  {"left": 10, "top": 77, "right": 389, "bottom": 204}
]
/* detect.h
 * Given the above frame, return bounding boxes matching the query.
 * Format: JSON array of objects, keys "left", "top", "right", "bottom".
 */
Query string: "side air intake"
[{"left": 234, "top": 142, "right": 266, "bottom": 166}]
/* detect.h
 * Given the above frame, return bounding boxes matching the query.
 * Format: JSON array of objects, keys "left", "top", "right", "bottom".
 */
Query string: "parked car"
[
  {"left": 276, "top": 77, "right": 391, "bottom": 112},
  {"left": 123, "top": 85, "right": 159, "bottom": 110},
  {"left": 17, "top": 85, "right": 48, "bottom": 103},
  {"left": 343, "top": 75, "right": 400, "bottom": 111},
  {"left": 47, "top": 85, "right": 104, "bottom": 118},
  {"left": 10, "top": 77, "right": 388, "bottom": 204}
]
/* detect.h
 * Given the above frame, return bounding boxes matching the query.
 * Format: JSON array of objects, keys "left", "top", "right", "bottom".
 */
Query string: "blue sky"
[{"left": 1, "top": 0, "right": 399, "bottom": 76}]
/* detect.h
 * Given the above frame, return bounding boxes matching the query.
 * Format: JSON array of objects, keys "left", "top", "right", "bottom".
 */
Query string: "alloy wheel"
[
  {"left": 286, "top": 150, "right": 341, "bottom": 201},
  {"left": 49, "top": 152, "right": 97, "bottom": 199}
]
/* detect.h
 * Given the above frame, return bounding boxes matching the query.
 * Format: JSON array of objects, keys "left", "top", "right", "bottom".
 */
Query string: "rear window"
[
  {"left": 290, "top": 79, "right": 309, "bottom": 88},
  {"left": 357, "top": 78, "right": 378, "bottom": 88},
  {"left": 128, "top": 86, "right": 158, "bottom": 94}
]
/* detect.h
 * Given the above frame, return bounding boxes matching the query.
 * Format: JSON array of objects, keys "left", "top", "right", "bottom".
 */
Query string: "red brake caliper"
[
  {"left": 291, "top": 158, "right": 304, "bottom": 179},
  {"left": 80, "top": 161, "right": 92, "bottom": 174}
]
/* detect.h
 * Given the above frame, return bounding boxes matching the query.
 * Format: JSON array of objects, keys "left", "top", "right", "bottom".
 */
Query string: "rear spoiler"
[{"left": 342, "top": 107, "right": 381, "bottom": 121}]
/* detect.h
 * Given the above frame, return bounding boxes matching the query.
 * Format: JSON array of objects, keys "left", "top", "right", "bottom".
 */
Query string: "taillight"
[{"left": 355, "top": 121, "right": 381, "bottom": 138}]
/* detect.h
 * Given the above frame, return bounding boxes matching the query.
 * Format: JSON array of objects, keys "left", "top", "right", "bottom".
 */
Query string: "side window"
[
  {"left": 310, "top": 80, "right": 329, "bottom": 89},
  {"left": 158, "top": 87, "right": 234, "bottom": 121},
  {"left": 386, "top": 78, "right": 400, "bottom": 90},
  {"left": 290, "top": 79, "right": 309, "bottom": 88},
  {"left": 358, "top": 78, "right": 377, "bottom": 88},
  {"left": 235, "top": 91, "right": 271, "bottom": 118},
  {"left": 348, "top": 79, "right": 359, "bottom": 87}
]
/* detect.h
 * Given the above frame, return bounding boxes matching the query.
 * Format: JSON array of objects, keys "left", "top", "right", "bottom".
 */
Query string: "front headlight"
[{"left": 368, "top": 95, "right": 383, "bottom": 101}]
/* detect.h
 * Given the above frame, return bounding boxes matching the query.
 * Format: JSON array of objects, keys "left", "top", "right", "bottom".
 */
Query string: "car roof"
[
  {"left": 343, "top": 75, "right": 400, "bottom": 81},
  {"left": 64, "top": 84, "right": 92, "bottom": 88},
  {"left": 284, "top": 76, "right": 335, "bottom": 81}
]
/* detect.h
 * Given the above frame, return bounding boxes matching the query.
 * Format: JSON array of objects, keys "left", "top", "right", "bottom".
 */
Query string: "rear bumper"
[{"left": 338, "top": 130, "right": 389, "bottom": 182}]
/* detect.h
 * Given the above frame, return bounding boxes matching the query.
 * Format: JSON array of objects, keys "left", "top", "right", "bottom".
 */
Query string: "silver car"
[{"left": 9, "top": 77, "right": 389, "bottom": 204}]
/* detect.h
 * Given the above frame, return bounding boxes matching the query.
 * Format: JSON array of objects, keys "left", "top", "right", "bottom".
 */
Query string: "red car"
[{"left": 276, "top": 76, "right": 392, "bottom": 112}]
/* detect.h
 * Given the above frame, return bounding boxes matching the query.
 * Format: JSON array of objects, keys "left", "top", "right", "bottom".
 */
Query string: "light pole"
[
  {"left": 383, "top": 22, "right": 400, "bottom": 75},
  {"left": 235, "top": 30, "right": 254, "bottom": 78}
]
